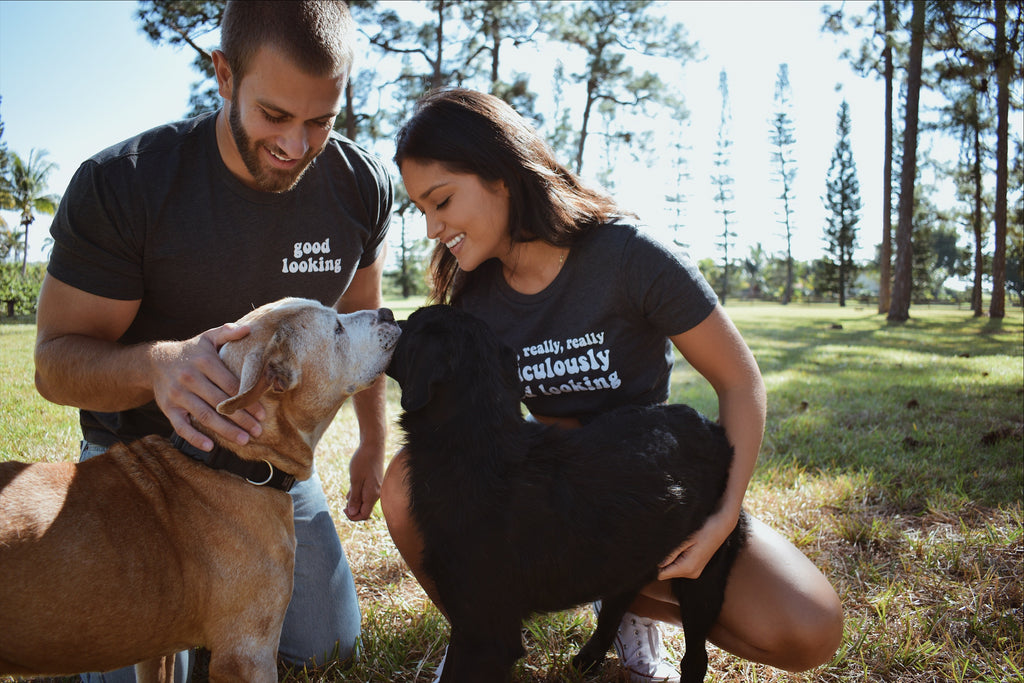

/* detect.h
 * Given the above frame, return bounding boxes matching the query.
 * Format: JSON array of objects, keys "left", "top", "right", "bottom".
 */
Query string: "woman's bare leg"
[
  {"left": 632, "top": 515, "right": 843, "bottom": 672},
  {"left": 380, "top": 448, "right": 447, "bottom": 615}
]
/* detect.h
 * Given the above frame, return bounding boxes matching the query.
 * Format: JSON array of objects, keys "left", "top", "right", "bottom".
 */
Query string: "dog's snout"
[{"left": 377, "top": 308, "right": 395, "bottom": 324}]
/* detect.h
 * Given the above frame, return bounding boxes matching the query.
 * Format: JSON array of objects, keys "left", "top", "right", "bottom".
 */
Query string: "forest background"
[{"left": 0, "top": 0, "right": 1021, "bottom": 318}]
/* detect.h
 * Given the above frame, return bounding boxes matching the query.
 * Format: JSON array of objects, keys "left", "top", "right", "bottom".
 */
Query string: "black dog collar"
[{"left": 170, "top": 433, "right": 296, "bottom": 492}]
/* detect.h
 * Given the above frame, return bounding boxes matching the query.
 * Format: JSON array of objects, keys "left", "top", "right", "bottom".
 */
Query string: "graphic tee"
[
  {"left": 457, "top": 223, "right": 719, "bottom": 423},
  {"left": 47, "top": 112, "right": 393, "bottom": 445}
]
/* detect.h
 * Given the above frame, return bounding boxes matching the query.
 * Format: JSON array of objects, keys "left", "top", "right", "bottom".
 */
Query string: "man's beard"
[{"left": 228, "top": 102, "right": 320, "bottom": 193}]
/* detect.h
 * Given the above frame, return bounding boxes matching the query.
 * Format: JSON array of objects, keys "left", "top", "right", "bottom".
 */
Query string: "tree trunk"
[
  {"left": 971, "top": 125, "right": 984, "bottom": 317},
  {"left": 431, "top": 1, "right": 446, "bottom": 91},
  {"left": 489, "top": 25, "right": 500, "bottom": 92},
  {"left": 990, "top": 0, "right": 1009, "bottom": 319},
  {"left": 783, "top": 166, "right": 794, "bottom": 305},
  {"left": 878, "top": 0, "right": 895, "bottom": 314},
  {"left": 575, "top": 78, "right": 597, "bottom": 175},
  {"left": 721, "top": 244, "right": 730, "bottom": 305},
  {"left": 784, "top": 249, "right": 793, "bottom": 305},
  {"left": 344, "top": 80, "right": 356, "bottom": 141},
  {"left": 20, "top": 215, "right": 30, "bottom": 277},
  {"left": 839, "top": 259, "right": 847, "bottom": 307},
  {"left": 888, "top": 0, "right": 925, "bottom": 323}
]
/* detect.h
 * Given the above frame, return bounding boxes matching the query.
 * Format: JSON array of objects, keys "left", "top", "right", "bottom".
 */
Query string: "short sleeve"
[
  {"left": 47, "top": 159, "right": 145, "bottom": 300},
  {"left": 357, "top": 161, "right": 392, "bottom": 268},
  {"left": 622, "top": 228, "right": 719, "bottom": 337}
]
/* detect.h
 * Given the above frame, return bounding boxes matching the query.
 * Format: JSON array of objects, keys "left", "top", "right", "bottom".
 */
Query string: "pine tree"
[
  {"left": 823, "top": 100, "right": 862, "bottom": 307},
  {"left": 889, "top": 0, "right": 927, "bottom": 322},
  {"left": 822, "top": 0, "right": 902, "bottom": 313},
  {"left": 932, "top": 0, "right": 1023, "bottom": 318},
  {"left": 665, "top": 133, "right": 691, "bottom": 250},
  {"left": 770, "top": 64, "right": 798, "bottom": 304},
  {"left": 550, "top": 0, "right": 697, "bottom": 174},
  {"left": 879, "top": 0, "right": 898, "bottom": 314},
  {"left": 711, "top": 69, "right": 736, "bottom": 304},
  {"left": 989, "top": 0, "right": 1015, "bottom": 319}
]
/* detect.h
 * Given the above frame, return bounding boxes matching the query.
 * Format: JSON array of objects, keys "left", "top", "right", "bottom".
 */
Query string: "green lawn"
[{"left": 2, "top": 301, "right": 1021, "bottom": 682}]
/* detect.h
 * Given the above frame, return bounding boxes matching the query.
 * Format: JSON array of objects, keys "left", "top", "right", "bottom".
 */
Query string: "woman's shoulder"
[
  {"left": 577, "top": 220, "right": 636, "bottom": 249},
  {"left": 579, "top": 221, "right": 679, "bottom": 262}
]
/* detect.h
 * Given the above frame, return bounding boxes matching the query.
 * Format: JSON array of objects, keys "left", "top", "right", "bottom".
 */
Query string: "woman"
[{"left": 381, "top": 88, "right": 843, "bottom": 682}]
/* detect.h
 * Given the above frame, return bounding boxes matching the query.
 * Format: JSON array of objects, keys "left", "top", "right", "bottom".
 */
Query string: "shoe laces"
[{"left": 619, "top": 613, "right": 665, "bottom": 666}]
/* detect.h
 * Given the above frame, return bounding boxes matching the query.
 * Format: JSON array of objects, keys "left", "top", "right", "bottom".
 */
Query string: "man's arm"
[
  {"left": 34, "top": 274, "right": 263, "bottom": 451},
  {"left": 335, "top": 249, "right": 388, "bottom": 521}
]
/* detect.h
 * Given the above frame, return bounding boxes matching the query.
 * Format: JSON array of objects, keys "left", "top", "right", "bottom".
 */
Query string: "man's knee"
[{"left": 283, "top": 476, "right": 361, "bottom": 667}]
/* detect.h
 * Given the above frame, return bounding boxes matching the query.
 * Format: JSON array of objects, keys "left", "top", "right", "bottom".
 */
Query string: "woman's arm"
[{"left": 657, "top": 304, "right": 766, "bottom": 579}]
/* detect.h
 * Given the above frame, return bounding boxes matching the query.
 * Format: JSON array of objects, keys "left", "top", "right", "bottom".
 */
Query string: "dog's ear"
[
  {"left": 397, "top": 338, "right": 453, "bottom": 412},
  {"left": 218, "top": 330, "right": 300, "bottom": 415},
  {"left": 400, "top": 360, "right": 450, "bottom": 412}
]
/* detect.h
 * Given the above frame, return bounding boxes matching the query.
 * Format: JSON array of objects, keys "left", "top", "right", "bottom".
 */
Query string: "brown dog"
[{"left": 0, "top": 297, "right": 400, "bottom": 682}]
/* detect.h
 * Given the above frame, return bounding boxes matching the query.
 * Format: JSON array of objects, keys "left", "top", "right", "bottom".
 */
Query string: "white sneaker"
[
  {"left": 431, "top": 647, "right": 446, "bottom": 682},
  {"left": 594, "top": 602, "right": 681, "bottom": 683}
]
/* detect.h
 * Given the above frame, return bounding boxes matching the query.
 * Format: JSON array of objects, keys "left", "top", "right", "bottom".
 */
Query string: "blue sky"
[
  {"left": 1, "top": 0, "right": 197, "bottom": 261},
  {"left": 1, "top": 0, "right": 895, "bottom": 266}
]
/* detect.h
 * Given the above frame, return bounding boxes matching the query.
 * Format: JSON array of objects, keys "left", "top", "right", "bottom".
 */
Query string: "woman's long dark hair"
[{"left": 394, "top": 88, "right": 627, "bottom": 304}]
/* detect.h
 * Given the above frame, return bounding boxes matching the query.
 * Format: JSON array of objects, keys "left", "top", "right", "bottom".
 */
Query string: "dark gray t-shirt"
[
  {"left": 457, "top": 223, "right": 718, "bottom": 423},
  {"left": 47, "top": 112, "right": 393, "bottom": 445}
]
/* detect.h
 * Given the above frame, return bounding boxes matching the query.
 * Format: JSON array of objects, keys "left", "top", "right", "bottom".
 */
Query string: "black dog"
[{"left": 386, "top": 305, "right": 748, "bottom": 683}]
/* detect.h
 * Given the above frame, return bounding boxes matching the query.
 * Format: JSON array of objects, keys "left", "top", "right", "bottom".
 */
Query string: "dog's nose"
[{"left": 377, "top": 308, "right": 395, "bottom": 324}]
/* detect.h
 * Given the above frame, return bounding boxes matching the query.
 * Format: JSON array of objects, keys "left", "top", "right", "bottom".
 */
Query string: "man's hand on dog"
[
  {"left": 150, "top": 323, "right": 266, "bottom": 452},
  {"left": 658, "top": 508, "right": 740, "bottom": 580}
]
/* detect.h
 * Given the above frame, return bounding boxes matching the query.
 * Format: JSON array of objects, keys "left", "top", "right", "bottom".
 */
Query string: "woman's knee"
[
  {"left": 718, "top": 580, "right": 843, "bottom": 672},
  {"left": 714, "top": 515, "right": 844, "bottom": 671},
  {"left": 774, "top": 591, "right": 844, "bottom": 671}
]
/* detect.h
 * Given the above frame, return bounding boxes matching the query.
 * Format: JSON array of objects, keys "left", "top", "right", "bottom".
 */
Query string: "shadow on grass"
[
  {"left": 673, "top": 307, "right": 1024, "bottom": 511},
  {"left": 0, "top": 314, "right": 35, "bottom": 326}
]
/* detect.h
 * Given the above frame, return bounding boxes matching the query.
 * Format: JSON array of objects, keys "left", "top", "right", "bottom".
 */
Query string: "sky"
[{"left": 0, "top": 0, "right": 895, "bottom": 267}]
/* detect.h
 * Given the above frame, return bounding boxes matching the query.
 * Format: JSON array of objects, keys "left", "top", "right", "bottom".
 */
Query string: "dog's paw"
[
  {"left": 679, "top": 651, "right": 710, "bottom": 683},
  {"left": 570, "top": 650, "right": 605, "bottom": 674}
]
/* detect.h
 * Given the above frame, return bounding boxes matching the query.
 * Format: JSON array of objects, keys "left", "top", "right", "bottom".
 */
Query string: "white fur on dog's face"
[
  {"left": 234, "top": 297, "right": 400, "bottom": 389},
  {"left": 220, "top": 297, "right": 400, "bottom": 448},
  {"left": 326, "top": 307, "right": 403, "bottom": 394}
]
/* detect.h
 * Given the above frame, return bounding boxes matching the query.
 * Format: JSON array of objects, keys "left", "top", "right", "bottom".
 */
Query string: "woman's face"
[{"left": 401, "top": 158, "right": 511, "bottom": 272}]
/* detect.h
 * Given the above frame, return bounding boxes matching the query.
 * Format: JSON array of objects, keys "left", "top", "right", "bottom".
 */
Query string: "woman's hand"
[{"left": 657, "top": 507, "right": 740, "bottom": 580}]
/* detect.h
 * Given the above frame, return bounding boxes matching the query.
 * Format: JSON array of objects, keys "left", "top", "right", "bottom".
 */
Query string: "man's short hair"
[{"left": 220, "top": 0, "right": 355, "bottom": 81}]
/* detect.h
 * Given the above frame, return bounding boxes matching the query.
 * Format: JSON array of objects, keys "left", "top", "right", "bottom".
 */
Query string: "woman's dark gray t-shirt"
[{"left": 457, "top": 223, "right": 719, "bottom": 422}]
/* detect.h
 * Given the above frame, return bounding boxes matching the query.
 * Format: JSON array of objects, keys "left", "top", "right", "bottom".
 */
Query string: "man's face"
[{"left": 216, "top": 45, "right": 347, "bottom": 193}]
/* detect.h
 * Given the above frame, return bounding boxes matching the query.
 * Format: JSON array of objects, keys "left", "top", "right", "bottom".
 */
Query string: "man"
[{"left": 33, "top": 1, "right": 392, "bottom": 679}]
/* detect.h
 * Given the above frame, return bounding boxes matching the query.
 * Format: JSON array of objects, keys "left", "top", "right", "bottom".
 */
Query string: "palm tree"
[
  {"left": 5, "top": 149, "right": 60, "bottom": 275},
  {"left": 0, "top": 228, "right": 22, "bottom": 262}
]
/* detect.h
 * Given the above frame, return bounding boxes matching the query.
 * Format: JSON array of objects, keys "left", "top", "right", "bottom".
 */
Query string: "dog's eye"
[{"left": 335, "top": 321, "right": 345, "bottom": 336}]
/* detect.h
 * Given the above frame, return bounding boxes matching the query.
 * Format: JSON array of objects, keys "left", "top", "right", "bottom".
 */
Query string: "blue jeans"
[{"left": 78, "top": 441, "right": 361, "bottom": 682}]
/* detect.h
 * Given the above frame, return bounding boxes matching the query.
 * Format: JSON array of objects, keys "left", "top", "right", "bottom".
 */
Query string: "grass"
[{"left": 2, "top": 300, "right": 1022, "bottom": 682}]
